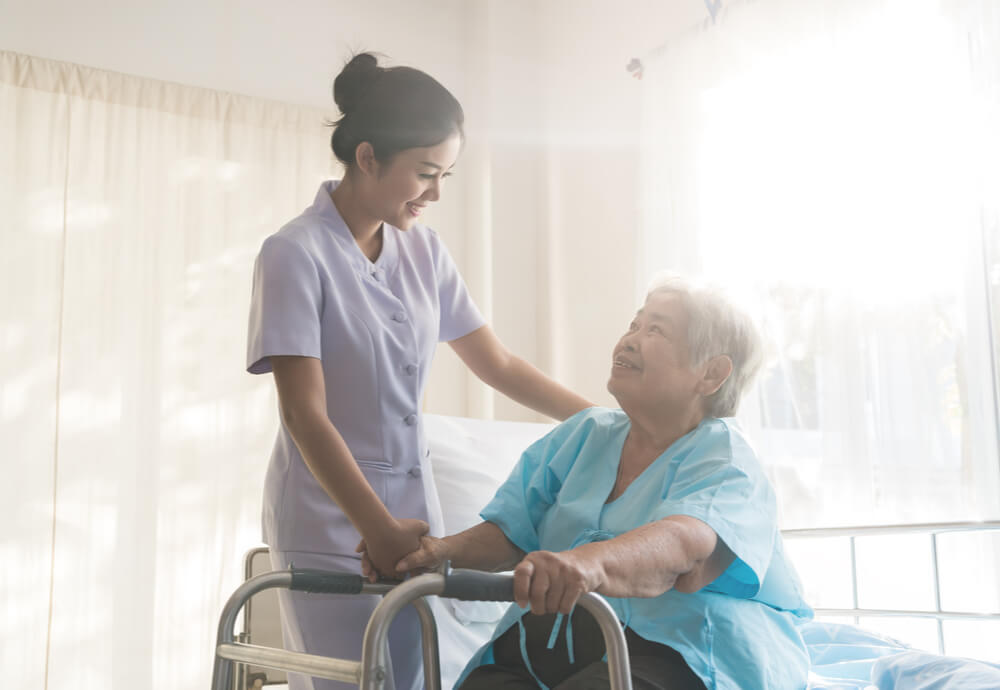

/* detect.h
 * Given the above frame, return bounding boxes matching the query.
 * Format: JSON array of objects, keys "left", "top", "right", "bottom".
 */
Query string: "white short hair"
[{"left": 647, "top": 274, "right": 763, "bottom": 418}]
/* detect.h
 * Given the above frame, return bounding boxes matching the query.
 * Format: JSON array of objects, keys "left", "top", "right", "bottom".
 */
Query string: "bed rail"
[{"left": 781, "top": 520, "right": 1000, "bottom": 653}]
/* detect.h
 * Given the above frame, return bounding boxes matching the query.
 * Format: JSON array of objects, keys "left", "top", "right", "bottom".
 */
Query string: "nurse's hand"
[
  {"left": 394, "top": 535, "right": 451, "bottom": 575},
  {"left": 356, "top": 541, "right": 378, "bottom": 582},
  {"left": 513, "top": 550, "right": 603, "bottom": 615},
  {"left": 359, "top": 518, "right": 428, "bottom": 581}
]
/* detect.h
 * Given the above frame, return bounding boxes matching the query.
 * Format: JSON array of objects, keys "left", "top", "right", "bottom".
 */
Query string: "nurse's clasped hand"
[
  {"left": 370, "top": 523, "right": 606, "bottom": 616},
  {"left": 357, "top": 532, "right": 442, "bottom": 582},
  {"left": 389, "top": 534, "right": 452, "bottom": 576},
  {"left": 356, "top": 517, "right": 429, "bottom": 580}
]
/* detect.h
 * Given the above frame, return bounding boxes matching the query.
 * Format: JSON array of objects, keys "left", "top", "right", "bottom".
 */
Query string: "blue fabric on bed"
[
  {"left": 800, "top": 621, "right": 1000, "bottom": 689},
  {"left": 871, "top": 650, "right": 1000, "bottom": 689},
  {"left": 801, "top": 621, "right": 907, "bottom": 689}
]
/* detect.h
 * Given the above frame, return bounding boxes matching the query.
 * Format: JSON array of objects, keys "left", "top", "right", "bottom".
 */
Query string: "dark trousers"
[{"left": 459, "top": 609, "right": 706, "bottom": 690}]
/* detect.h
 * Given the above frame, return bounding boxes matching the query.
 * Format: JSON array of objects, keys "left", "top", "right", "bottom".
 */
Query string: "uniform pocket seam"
[{"left": 355, "top": 457, "right": 392, "bottom": 470}]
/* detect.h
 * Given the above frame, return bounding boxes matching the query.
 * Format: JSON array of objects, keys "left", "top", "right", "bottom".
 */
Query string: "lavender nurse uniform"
[{"left": 247, "top": 180, "right": 485, "bottom": 690}]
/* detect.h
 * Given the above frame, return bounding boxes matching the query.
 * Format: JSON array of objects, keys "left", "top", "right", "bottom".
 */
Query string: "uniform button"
[
  {"left": 373, "top": 268, "right": 385, "bottom": 282},
  {"left": 404, "top": 414, "right": 417, "bottom": 426},
  {"left": 391, "top": 311, "right": 407, "bottom": 323},
  {"left": 408, "top": 466, "right": 423, "bottom": 478},
  {"left": 404, "top": 364, "right": 417, "bottom": 375}
]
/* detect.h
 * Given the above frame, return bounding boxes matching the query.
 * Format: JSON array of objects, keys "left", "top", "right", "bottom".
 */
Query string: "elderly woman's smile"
[
  {"left": 609, "top": 292, "right": 695, "bottom": 390},
  {"left": 605, "top": 288, "right": 742, "bottom": 447},
  {"left": 612, "top": 355, "right": 641, "bottom": 371}
]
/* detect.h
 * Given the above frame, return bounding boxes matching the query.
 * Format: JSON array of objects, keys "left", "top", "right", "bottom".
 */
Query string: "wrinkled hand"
[
  {"left": 513, "top": 549, "right": 604, "bottom": 615},
  {"left": 394, "top": 535, "right": 451, "bottom": 576},
  {"left": 355, "top": 518, "right": 428, "bottom": 582}
]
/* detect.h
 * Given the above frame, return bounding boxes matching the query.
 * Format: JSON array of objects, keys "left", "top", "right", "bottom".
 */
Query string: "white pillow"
[
  {"left": 423, "top": 414, "right": 555, "bottom": 625},
  {"left": 424, "top": 414, "right": 555, "bottom": 536}
]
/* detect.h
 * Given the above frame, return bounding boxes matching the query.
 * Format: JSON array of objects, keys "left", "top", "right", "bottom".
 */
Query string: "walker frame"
[{"left": 209, "top": 565, "right": 634, "bottom": 690}]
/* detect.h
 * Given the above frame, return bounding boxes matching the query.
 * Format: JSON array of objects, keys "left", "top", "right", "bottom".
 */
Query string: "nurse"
[
  {"left": 393, "top": 275, "right": 813, "bottom": 690},
  {"left": 245, "top": 53, "right": 593, "bottom": 690}
]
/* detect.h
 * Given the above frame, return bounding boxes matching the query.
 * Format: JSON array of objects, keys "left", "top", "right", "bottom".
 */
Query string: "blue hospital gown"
[{"left": 462, "top": 407, "right": 813, "bottom": 690}]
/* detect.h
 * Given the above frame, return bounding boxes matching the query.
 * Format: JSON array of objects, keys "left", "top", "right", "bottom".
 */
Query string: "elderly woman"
[{"left": 391, "top": 277, "right": 812, "bottom": 689}]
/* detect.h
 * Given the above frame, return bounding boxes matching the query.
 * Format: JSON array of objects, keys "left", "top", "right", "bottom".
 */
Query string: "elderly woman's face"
[{"left": 607, "top": 291, "right": 705, "bottom": 413}]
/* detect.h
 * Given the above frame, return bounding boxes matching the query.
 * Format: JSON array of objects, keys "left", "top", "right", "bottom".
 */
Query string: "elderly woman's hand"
[
  {"left": 394, "top": 534, "right": 452, "bottom": 576},
  {"left": 513, "top": 549, "right": 605, "bottom": 615},
  {"left": 355, "top": 517, "right": 430, "bottom": 582}
]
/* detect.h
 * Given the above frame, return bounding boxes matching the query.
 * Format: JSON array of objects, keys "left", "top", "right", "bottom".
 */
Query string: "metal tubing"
[
  {"left": 782, "top": 521, "right": 1000, "bottom": 629},
  {"left": 930, "top": 533, "right": 945, "bottom": 653},
  {"left": 781, "top": 520, "right": 1000, "bottom": 539},
  {"left": 361, "top": 574, "right": 445, "bottom": 689},
  {"left": 577, "top": 591, "right": 633, "bottom": 690},
  {"left": 237, "top": 547, "right": 270, "bottom": 690},
  {"left": 360, "top": 571, "right": 633, "bottom": 690},
  {"left": 216, "top": 643, "right": 362, "bottom": 683},
  {"left": 849, "top": 536, "right": 859, "bottom": 626},
  {"left": 812, "top": 607, "right": 1000, "bottom": 620},
  {"left": 211, "top": 571, "right": 293, "bottom": 690},
  {"left": 412, "top": 597, "right": 441, "bottom": 690},
  {"left": 214, "top": 566, "right": 633, "bottom": 690},
  {"left": 210, "top": 570, "right": 400, "bottom": 690}
]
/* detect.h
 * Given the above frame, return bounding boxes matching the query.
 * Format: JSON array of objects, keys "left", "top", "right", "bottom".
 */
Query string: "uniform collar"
[{"left": 312, "top": 180, "right": 399, "bottom": 276}]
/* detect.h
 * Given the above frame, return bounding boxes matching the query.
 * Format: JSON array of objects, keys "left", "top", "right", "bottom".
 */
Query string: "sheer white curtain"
[
  {"left": 0, "top": 51, "right": 334, "bottom": 689},
  {"left": 638, "top": 0, "right": 1000, "bottom": 658},
  {"left": 639, "top": 0, "right": 1000, "bottom": 528}
]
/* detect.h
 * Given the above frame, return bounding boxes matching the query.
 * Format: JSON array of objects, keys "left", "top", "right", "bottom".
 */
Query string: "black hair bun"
[{"left": 333, "top": 52, "right": 382, "bottom": 115}]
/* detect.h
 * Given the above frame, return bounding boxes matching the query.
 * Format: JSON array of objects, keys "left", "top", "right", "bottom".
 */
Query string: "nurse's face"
[
  {"left": 370, "top": 133, "right": 461, "bottom": 230},
  {"left": 607, "top": 291, "right": 706, "bottom": 415}
]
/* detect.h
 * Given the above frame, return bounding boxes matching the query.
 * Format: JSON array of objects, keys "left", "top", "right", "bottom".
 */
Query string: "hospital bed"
[{"left": 213, "top": 414, "right": 1000, "bottom": 690}]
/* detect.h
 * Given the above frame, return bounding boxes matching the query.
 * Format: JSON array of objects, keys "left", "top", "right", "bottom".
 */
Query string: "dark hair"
[{"left": 330, "top": 52, "right": 464, "bottom": 167}]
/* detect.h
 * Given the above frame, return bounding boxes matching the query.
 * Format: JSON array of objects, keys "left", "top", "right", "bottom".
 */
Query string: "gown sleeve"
[
  {"left": 649, "top": 425, "right": 777, "bottom": 598},
  {"left": 246, "top": 235, "right": 323, "bottom": 374},
  {"left": 478, "top": 408, "right": 595, "bottom": 553},
  {"left": 429, "top": 229, "right": 486, "bottom": 342}
]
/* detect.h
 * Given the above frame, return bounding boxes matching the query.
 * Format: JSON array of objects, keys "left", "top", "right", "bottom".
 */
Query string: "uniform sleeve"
[
  {"left": 246, "top": 235, "right": 323, "bottom": 374},
  {"left": 649, "top": 434, "right": 777, "bottom": 598},
  {"left": 479, "top": 409, "right": 594, "bottom": 554},
  {"left": 430, "top": 230, "right": 486, "bottom": 342}
]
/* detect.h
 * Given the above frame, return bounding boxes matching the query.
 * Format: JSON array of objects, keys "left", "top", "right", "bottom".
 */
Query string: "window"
[{"left": 638, "top": 0, "right": 1000, "bottom": 658}]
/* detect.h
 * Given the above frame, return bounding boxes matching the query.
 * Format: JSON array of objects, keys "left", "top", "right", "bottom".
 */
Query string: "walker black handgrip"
[
  {"left": 289, "top": 568, "right": 365, "bottom": 594},
  {"left": 441, "top": 568, "right": 515, "bottom": 602}
]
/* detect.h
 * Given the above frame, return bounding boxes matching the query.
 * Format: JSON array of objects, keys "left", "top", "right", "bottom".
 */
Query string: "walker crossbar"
[{"left": 210, "top": 566, "right": 634, "bottom": 690}]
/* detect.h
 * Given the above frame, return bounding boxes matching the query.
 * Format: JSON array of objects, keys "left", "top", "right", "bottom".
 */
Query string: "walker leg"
[{"left": 413, "top": 597, "right": 441, "bottom": 690}]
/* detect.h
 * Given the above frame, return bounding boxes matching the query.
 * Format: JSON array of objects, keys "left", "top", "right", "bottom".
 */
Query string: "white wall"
[
  {"left": 464, "top": 0, "right": 709, "bottom": 416},
  {"left": 0, "top": 0, "right": 468, "bottom": 109}
]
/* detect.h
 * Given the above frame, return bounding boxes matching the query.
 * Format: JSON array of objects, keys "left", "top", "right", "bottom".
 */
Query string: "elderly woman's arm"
[
  {"left": 512, "top": 515, "right": 736, "bottom": 615},
  {"left": 392, "top": 521, "right": 526, "bottom": 574}
]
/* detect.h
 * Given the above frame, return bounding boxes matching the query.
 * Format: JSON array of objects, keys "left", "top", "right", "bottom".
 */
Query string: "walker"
[{"left": 209, "top": 564, "right": 633, "bottom": 690}]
